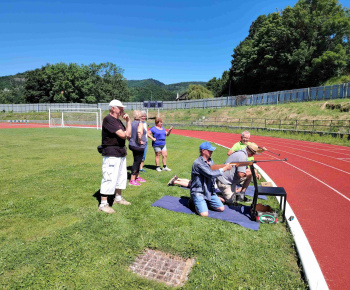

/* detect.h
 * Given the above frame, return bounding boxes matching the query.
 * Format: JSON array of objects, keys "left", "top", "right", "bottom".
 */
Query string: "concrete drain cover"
[{"left": 129, "top": 248, "right": 195, "bottom": 287}]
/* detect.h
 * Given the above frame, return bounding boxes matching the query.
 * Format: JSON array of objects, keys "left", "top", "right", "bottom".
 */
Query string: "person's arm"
[
  {"left": 137, "top": 121, "right": 144, "bottom": 144},
  {"left": 197, "top": 161, "right": 232, "bottom": 179},
  {"left": 237, "top": 171, "right": 246, "bottom": 178},
  {"left": 166, "top": 126, "right": 173, "bottom": 136},
  {"left": 227, "top": 142, "right": 240, "bottom": 156},
  {"left": 147, "top": 129, "right": 156, "bottom": 142},
  {"left": 116, "top": 113, "right": 131, "bottom": 140}
]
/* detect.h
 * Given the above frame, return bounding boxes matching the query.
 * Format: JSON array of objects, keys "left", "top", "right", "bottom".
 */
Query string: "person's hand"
[
  {"left": 139, "top": 141, "right": 145, "bottom": 145},
  {"left": 122, "top": 113, "right": 130, "bottom": 122},
  {"left": 255, "top": 170, "right": 261, "bottom": 179},
  {"left": 223, "top": 163, "right": 233, "bottom": 172},
  {"left": 169, "top": 126, "right": 173, "bottom": 130}
]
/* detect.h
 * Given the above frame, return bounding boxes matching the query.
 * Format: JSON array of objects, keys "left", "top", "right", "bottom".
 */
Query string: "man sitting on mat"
[
  {"left": 189, "top": 142, "right": 232, "bottom": 217},
  {"left": 216, "top": 143, "right": 263, "bottom": 204}
]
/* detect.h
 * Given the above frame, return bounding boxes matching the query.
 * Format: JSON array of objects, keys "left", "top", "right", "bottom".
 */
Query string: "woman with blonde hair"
[
  {"left": 139, "top": 110, "right": 148, "bottom": 173},
  {"left": 128, "top": 110, "right": 147, "bottom": 186}
]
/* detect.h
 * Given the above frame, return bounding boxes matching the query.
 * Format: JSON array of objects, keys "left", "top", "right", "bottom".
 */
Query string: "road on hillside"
[{"left": 172, "top": 129, "right": 350, "bottom": 290}]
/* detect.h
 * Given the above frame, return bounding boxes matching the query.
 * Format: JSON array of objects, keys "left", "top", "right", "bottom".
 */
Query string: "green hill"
[
  {"left": 0, "top": 73, "right": 26, "bottom": 90},
  {"left": 126, "top": 78, "right": 207, "bottom": 101}
]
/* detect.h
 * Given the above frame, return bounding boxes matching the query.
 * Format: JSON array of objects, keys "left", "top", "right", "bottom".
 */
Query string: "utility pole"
[{"left": 229, "top": 80, "right": 231, "bottom": 96}]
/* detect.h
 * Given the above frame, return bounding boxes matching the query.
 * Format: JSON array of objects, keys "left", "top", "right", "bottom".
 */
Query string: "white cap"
[{"left": 109, "top": 99, "right": 126, "bottom": 108}]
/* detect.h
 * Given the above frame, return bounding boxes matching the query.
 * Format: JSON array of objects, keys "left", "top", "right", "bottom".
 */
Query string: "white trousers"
[{"left": 100, "top": 156, "right": 127, "bottom": 195}]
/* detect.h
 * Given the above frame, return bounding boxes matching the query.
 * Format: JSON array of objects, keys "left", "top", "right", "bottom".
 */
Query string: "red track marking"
[
  {"left": 172, "top": 129, "right": 349, "bottom": 290},
  {"left": 0, "top": 123, "right": 49, "bottom": 129}
]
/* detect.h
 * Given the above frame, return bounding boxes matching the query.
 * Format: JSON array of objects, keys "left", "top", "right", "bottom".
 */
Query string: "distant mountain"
[
  {"left": 126, "top": 78, "right": 207, "bottom": 96},
  {"left": 0, "top": 73, "right": 26, "bottom": 90},
  {"left": 127, "top": 78, "right": 166, "bottom": 89}
]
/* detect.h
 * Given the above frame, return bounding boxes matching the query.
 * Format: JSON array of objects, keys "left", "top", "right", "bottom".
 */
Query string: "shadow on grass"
[{"left": 93, "top": 190, "right": 116, "bottom": 207}]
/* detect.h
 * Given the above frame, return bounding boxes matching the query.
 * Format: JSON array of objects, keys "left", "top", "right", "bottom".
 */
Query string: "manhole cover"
[{"left": 129, "top": 248, "right": 195, "bottom": 287}]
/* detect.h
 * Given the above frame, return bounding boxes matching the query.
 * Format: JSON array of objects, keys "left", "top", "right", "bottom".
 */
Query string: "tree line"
[{"left": 23, "top": 62, "right": 130, "bottom": 104}]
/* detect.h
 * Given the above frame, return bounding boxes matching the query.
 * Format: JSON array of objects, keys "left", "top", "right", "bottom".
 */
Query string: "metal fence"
[
  {"left": 1, "top": 82, "right": 349, "bottom": 112},
  {"left": 166, "top": 117, "right": 350, "bottom": 136}
]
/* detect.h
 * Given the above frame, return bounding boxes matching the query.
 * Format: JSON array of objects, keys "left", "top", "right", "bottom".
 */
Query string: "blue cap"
[{"left": 200, "top": 142, "right": 216, "bottom": 151}]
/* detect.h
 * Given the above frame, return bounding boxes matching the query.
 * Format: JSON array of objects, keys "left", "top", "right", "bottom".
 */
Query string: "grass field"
[{"left": 0, "top": 128, "right": 306, "bottom": 289}]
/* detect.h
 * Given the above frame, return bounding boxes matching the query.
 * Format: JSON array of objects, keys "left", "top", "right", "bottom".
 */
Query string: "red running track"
[{"left": 172, "top": 129, "right": 350, "bottom": 290}]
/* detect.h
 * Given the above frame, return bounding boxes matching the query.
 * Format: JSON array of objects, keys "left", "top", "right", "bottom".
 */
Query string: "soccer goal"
[{"left": 49, "top": 108, "right": 102, "bottom": 129}]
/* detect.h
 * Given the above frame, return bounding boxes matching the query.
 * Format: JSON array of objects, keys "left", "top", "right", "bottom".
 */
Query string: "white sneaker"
[
  {"left": 162, "top": 166, "right": 171, "bottom": 171},
  {"left": 156, "top": 167, "right": 162, "bottom": 172},
  {"left": 114, "top": 197, "right": 131, "bottom": 205},
  {"left": 98, "top": 204, "right": 116, "bottom": 214}
]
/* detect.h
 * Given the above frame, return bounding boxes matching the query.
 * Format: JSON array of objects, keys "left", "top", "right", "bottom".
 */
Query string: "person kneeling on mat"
[
  {"left": 216, "top": 143, "right": 263, "bottom": 204},
  {"left": 189, "top": 142, "right": 232, "bottom": 217}
]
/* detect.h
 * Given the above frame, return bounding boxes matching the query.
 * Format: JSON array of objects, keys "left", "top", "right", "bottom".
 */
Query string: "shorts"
[
  {"left": 100, "top": 156, "right": 127, "bottom": 195},
  {"left": 153, "top": 145, "right": 167, "bottom": 153},
  {"left": 216, "top": 180, "right": 236, "bottom": 204},
  {"left": 191, "top": 193, "right": 223, "bottom": 214}
]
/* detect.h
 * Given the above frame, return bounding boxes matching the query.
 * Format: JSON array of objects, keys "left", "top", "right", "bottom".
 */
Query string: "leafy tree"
[
  {"left": 187, "top": 84, "right": 213, "bottom": 100},
  {"left": 89, "top": 62, "right": 130, "bottom": 103},
  {"left": 228, "top": 0, "right": 350, "bottom": 95},
  {"left": 24, "top": 62, "right": 129, "bottom": 103},
  {"left": 207, "top": 71, "right": 230, "bottom": 97}
]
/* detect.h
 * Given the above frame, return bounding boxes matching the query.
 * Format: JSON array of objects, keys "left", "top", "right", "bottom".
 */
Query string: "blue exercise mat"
[{"left": 151, "top": 195, "right": 260, "bottom": 231}]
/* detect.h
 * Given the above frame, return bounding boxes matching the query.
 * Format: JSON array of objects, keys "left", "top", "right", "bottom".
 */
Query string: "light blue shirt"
[{"left": 190, "top": 156, "right": 223, "bottom": 201}]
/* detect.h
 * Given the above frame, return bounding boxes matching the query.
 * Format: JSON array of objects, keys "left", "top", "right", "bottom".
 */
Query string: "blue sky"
[{"left": 1, "top": 0, "right": 349, "bottom": 84}]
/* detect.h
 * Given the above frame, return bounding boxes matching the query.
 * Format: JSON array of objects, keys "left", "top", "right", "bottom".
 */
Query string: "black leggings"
[{"left": 130, "top": 146, "right": 145, "bottom": 176}]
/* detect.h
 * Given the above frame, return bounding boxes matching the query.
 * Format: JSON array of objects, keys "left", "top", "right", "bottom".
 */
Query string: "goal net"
[{"left": 49, "top": 108, "right": 102, "bottom": 129}]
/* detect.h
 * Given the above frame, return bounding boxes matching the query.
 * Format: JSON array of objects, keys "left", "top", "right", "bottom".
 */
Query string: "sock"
[
  {"left": 163, "top": 165, "right": 167, "bottom": 168},
  {"left": 115, "top": 195, "right": 122, "bottom": 201},
  {"left": 100, "top": 199, "right": 108, "bottom": 207}
]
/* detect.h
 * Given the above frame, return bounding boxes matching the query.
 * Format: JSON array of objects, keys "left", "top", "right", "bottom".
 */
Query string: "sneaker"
[
  {"left": 139, "top": 169, "right": 146, "bottom": 173},
  {"left": 168, "top": 175, "right": 178, "bottom": 186},
  {"left": 114, "top": 197, "right": 131, "bottom": 205},
  {"left": 156, "top": 167, "right": 162, "bottom": 172},
  {"left": 162, "top": 166, "right": 171, "bottom": 171},
  {"left": 136, "top": 177, "right": 146, "bottom": 182},
  {"left": 98, "top": 204, "right": 116, "bottom": 214},
  {"left": 129, "top": 180, "right": 141, "bottom": 186}
]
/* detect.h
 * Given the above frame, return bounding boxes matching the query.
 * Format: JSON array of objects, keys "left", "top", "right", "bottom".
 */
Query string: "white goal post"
[{"left": 49, "top": 107, "right": 102, "bottom": 129}]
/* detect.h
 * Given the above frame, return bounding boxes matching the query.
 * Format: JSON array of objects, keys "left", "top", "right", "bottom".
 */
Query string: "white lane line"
[
  {"left": 268, "top": 149, "right": 350, "bottom": 175},
  {"left": 214, "top": 142, "right": 350, "bottom": 200},
  {"left": 283, "top": 162, "right": 350, "bottom": 202},
  {"left": 254, "top": 138, "right": 350, "bottom": 156},
  {"left": 254, "top": 164, "right": 329, "bottom": 290},
  {"left": 256, "top": 140, "right": 350, "bottom": 158},
  {"left": 215, "top": 141, "right": 329, "bottom": 290}
]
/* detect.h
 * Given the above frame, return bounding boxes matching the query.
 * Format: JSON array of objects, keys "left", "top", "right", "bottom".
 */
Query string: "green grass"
[{"left": 0, "top": 128, "right": 306, "bottom": 289}]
